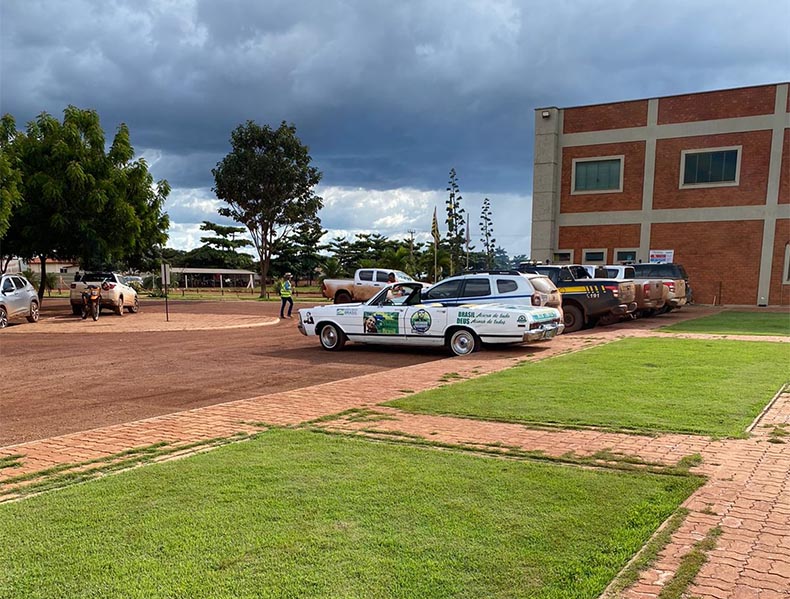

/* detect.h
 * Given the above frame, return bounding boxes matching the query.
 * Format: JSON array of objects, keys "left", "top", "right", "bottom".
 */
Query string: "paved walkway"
[{"left": 1, "top": 313, "right": 789, "bottom": 598}]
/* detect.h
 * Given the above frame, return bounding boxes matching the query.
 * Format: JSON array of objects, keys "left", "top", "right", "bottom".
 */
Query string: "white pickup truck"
[
  {"left": 70, "top": 272, "right": 139, "bottom": 316},
  {"left": 321, "top": 268, "right": 423, "bottom": 304}
]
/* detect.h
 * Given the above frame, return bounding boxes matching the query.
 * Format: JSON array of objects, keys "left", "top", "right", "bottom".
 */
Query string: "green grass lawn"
[
  {"left": 661, "top": 311, "right": 790, "bottom": 336},
  {"left": 387, "top": 338, "right": 789, "bottom": 438},
  {"left": 0, "top": 429, "right": 701, "bottom": 599}
]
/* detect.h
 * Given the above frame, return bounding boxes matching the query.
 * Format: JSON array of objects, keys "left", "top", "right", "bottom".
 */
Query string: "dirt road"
[{"left": 0, "top": 298, "right": 449, "bottom": 445}]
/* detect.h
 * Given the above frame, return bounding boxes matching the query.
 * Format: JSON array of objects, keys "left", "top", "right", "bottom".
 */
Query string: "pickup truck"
[
  {"left": 518, "top": 263, "right": 636, "bottom": 332},
  {"left": 632, "top": 263, "right": 690, "bottom": 310},
  {"left": 582, "top": 265, "right": 666, "bottom": 317},
  {"left": 321, "top": 268, "right": 422, "bottom": 304},
  {"left": 70, "top": 272, "right": 139, "bottom": 316}
]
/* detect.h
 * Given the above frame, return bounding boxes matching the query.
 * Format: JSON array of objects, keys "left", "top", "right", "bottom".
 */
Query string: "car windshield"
[{"left": 393, "top": 270, "right": 415, "bottom": 282}]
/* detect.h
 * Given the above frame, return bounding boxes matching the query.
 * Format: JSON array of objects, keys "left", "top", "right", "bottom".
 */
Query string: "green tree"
[
  {"left": 0, "top": 115, "right": 22, "bottom": 244},
  {"left": 2, "top": 106, "right": 170, "bottom": 300},
  {"left": 479, "top": 197, "right": 496, "bottom": 269},
  {"left": 212, "top": 121, "right": 323, "bottom": 298},
  {"left": 444, "top": 168, "right": 466, "bottom": 275}
]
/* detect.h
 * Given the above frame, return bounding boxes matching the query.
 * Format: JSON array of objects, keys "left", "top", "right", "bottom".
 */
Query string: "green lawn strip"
[
  {"left": 0, "top": 428, "right": 701, "bottom": 599},
  {"left": 0, "top": 454, "right": 24, "bottom": 471},
  {"left": 660, "top": 311, "right": 790, "bottom": 336},
  {"left": 386, "top": 338, "right": 789, "bottom": 438},
  {"left": 0, "top": 435, "right": 249, "bottom": 500},
  {"left": 601, "top": 508, "right": 689, "bottom": 598},
  {"left": 657, "top": 526, "right": 722, "bottom": 599}
]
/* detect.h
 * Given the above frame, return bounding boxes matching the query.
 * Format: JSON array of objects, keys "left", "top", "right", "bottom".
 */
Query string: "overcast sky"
[{"left": 2, "top": 0, "right": 789, "bottom": 257}]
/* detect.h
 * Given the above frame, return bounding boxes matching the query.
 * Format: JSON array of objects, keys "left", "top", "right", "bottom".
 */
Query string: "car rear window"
[
  {"left": 83, "top": 273, "right": 114, "bottom": 282},
  {"left": 528, "top": 276, "right": 556, "bottom": 293},
  {"left": 496, "top": 279, "right": 518, "bottom": 294}
]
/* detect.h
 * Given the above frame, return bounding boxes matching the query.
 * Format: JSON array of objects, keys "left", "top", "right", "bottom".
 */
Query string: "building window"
[
  {"left": 583, "top": 249, "right": 607, "bottom": 264},
  {"left": 553, "top": 250, "right": 573, "bottom": 263},
  {"left": 784, "top": 244, "right": 790, "bottom": 285},
  {"left": 615, "top": 248, "right": 638, "bottom": 263},
  {"left": 571, "top": 156, "right": 624, "bottom": 194},
  {"left": 680, "top": 146, "right": 741, "bottom": 187}
]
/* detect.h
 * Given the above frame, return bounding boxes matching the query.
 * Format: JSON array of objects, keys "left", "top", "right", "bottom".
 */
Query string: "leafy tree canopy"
[{"left": 212, "top": 121, "right": 322, "bottom": 296}]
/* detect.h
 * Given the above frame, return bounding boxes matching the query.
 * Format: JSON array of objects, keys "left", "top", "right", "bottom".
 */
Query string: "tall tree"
[
  {"left": 444, "top": 168, "right": 466, "bottom": 275},
  {"left": 479, "top": 197, "right": 496, "bottom": 269},
  {"left": 3, "top": 106, "right": 169, "bottom": 300},
  {"left": 212, "top": 121, "right": 322, "bottom": 298},
  {"left": 0, "top": 115, "right": 22, "bottom": 245},
  {"left": 199, "top": 221, "right": 250, "bottom": 252}
]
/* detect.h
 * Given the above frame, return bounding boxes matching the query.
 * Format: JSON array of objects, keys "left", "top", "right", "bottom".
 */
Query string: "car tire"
[
  {"left": 319, "top": 323, "right": 346, "bottom": 351},
  {"left": 115, "top": 296, "right": 124, "bottom": 316},
  {"left": 563, "top": 305, "right": 584, "bottom": 333},
  {"left": 448, "top": 328, "right": 479, "bottom": 356},
  {"left": 128, "top": 297, "right": 139, "bottom": 313},
  {"left": 334, "top": 291, "right": 352, "bottom": 304},
  {"left": 26, "top": 300, "right": 39, "bottom": 323},
  {"left": 72, "top": 304, "right": 82, "bottom": 316},
  {"left": 0, "top": 306, "right": 7, "bottom": 329}
]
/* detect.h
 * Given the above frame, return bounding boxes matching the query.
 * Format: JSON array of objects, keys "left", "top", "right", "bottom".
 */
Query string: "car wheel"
[
  {"left": 115, "top": 296, "right": 124, "bottom": 316},
  {"left": 72, "top": 304, "right": 82, "bottom": 316},
  {"left": 128, "top": 297, "right": 139, "bottom": 313},
  {"left": 334, "top": 291, "right": 352, "bottom": 304},
  {"left": 448, "top": 328, "right": 479, "bottom": 356},
  {"left": 27, "top": 300, "right": 39, "bottom": 323},
  {"left": 563, "top": 305, "right": 584, "bottom": 333},
  {"left": 0, "top": 306, "right": 7, "bottom": 329},
  {"left": 319, "top": 323, "right": 346, "bottom": 351}
]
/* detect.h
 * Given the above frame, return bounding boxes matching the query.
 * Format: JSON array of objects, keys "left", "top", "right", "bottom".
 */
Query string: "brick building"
[{"left": 531, "top": 82, "right": 790, "bottom": 305}]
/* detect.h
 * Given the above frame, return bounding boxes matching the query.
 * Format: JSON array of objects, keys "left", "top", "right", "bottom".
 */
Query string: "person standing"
[{"left": 279, "top": 273, "right": 294, "bottom": 318}]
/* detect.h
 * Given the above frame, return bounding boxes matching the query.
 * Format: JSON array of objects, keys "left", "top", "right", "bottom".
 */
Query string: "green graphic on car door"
[{"left": 363, "top": 311, "right": 400, "bottom": 334}]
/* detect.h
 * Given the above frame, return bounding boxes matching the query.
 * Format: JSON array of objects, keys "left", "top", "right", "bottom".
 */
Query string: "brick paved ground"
[{"left": 1, "top": 309, "right": 788, "bottom": 598}]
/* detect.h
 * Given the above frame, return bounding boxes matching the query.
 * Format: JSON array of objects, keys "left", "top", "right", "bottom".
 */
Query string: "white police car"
[{"left": 297, "top": 282, "right": 564, "bottom": 356}]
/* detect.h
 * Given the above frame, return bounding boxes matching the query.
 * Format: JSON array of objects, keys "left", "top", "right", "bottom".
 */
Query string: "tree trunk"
[{"left": 38, "top": 254, "right": 47, "bottom": 303}]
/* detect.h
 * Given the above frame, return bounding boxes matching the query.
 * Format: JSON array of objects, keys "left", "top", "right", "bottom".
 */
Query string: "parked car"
[
  {"left": 321, "top": 268, "right": 424, "bottom": 304},
  {"left": 581, "top": 265, "right": 666, "bottom": 317},
  {"left": 631, "top": 263, "right": 690, "bottom": 310},
  {"left": 518, "top": 263, "right": 637, "bottom": 332},
  {"left": 70, "top": 272, "right": 139, "bottom": 316},
  {"left": 0, "top": 274, "right": 40, "bottom": 329},
  {"left": 298, "top": 282, "right": 564, "bottom": 356},
  {"left": 421, "top": 271, "right": 563, "bottom": 316}
]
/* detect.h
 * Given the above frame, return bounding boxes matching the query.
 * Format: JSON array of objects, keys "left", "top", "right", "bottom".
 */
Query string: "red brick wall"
[
  {"left": 769, "top": 219, "right": 790, "bottom": 305},
  {"left": 557, "top": 224, "right": 641, "bottom": 264},
  {"left": 657, "top": 85, "right": 776, "bottom": 124},
  {"left": 653, "top": 131, "right": 772, "bottom": 209},
  {"left": 560, "top": 142, "right": 645, "bottom": 213},
  {"left": 780, "top": 129, "right": 790, "bottom": 205},
  {"left": 651, "top": 221, "right": 763, "bottom": 305},
  {"left": 563, "top": 100, "right": 648, "bottom": 134}
]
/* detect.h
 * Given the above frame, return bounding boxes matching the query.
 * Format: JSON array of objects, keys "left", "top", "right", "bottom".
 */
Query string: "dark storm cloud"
[{"left": 2, "top": 0, "right": 788, "bottom": 251}]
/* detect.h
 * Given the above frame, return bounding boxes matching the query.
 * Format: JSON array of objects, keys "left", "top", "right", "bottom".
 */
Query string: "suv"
[
  {"left": 631, "top": 263, "right": 691, "bottom": 307},
  {"left": 0, "top": 274, "right": 40, "bottom": 329},
  {"left": 421, "top": 271, "right": 563, "bottom": 314}
]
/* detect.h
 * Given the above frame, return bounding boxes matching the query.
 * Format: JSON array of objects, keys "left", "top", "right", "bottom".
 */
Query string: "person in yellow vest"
[{"left": 279, "top": 273, "right": 294, "bottom": 319}]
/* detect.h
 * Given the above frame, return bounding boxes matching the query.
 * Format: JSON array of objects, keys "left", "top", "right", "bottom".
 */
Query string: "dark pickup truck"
[{"left": 518, "top": 264, "right": 636, "bottom": 332}]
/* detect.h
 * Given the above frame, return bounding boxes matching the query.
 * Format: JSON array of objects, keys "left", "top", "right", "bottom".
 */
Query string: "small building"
[{"left": 532, "top": 82, "right": 790, "bottom": 305}]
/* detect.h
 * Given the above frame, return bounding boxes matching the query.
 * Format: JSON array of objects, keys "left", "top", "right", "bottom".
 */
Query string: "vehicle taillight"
[
  {"left": 531, "top": 294, "right": 542, "bottom": 306},
  {"left": 643, "top": 283, "right": 651, "bottom": 294},
  {"left": 663, "top": 281, "right": 675, "bottom": 293},
  {"left": 604, "top": 284, "right": 619, "bottom": 298}
]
